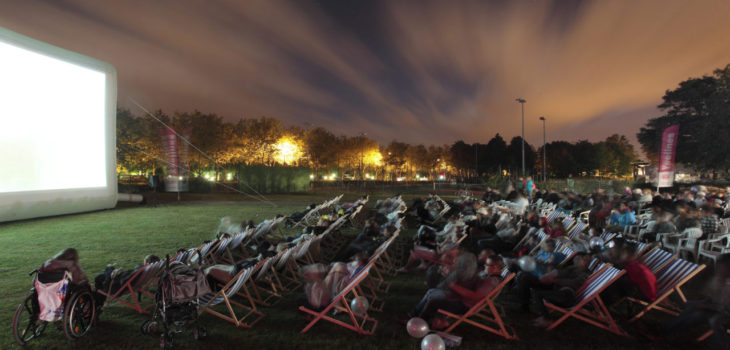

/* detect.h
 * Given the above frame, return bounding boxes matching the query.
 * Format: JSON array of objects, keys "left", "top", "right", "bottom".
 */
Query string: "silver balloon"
[
  {"left": 350, "top": 296, "right": 369, "bottom": 315},
  {"left": 421, "top": 334, "right": 446, "bottom": 350},
  {"left": 518, "top": 256, "right": 536, "bottom": 272},
  {"left": 407, "top": 317, "right": 430, "bottom": 338},
  {"left": 589, "top": 236, "right": 604, "bottom": 250},
  {"left": 605, "top": 240, "right": 616, "bottom": 249}
]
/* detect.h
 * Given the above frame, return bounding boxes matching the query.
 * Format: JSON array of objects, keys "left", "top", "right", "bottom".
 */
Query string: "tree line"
[{"left": 117, "top": 109, "right": 638, "bottom": 181}]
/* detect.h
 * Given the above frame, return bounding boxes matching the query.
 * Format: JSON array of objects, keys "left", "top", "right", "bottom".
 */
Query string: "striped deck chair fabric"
[
  {"left": 639, "top": 247, "right": 677, "bottom": 274},
  {"left": 626, "top": 258, "right": 706, "bottom": 322},
  {"left": 438, "top": 267, "right": 517, "bottom": 339},
  {"left": 197, "top": 262, "right": 264, "bottom": 328},
  {"left": 299, "top": 265, "right": 377, "bottom": 335},
  {"left": 545, "top": 265, "right": 627, "bottom": 336},
  {"left": 567, "top": 222, "right": 588, "bottom": 239},
  {"left": 599, "top": 231, "right": 617, "bottom": 243}
]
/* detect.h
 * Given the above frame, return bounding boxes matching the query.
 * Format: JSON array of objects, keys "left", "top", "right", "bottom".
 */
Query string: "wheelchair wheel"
[
  {"left": 13, "top": 293, "right": 47, "bottom": 346},
  {"left": 63, "top": 288, "right": 96, "bottom": 340}
]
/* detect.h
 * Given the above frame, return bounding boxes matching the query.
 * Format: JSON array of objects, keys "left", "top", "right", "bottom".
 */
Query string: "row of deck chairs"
[{"left": 294, "top": 194, "right": 344, "bottom": 228}]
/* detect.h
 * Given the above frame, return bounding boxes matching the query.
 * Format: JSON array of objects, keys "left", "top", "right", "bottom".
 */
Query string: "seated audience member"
[
  {"left": 531, "top": 239, "right": 566, "bottom": 277},
  {"left": 663, "top": 254, "right": 730, "bottom": 347},
  {"left": 700, "top": 202, "right": 720, "bottom": 239},
  {"left": 204, "top": 242, "right": 276, "bottom": 287},
  {"left": 403, "top": 252, "right": 503, "bottom": 327},
  {"left": 514, "top": 253, "right": 591, "bottom": 315},
  {"left": 299, "top": 253, "right": 370, "bottom": 311},
  {"left": 545, "top": 220, "right": 567, "bottom": 239},
  {"left": 397, "top": 225, "right": 464, "bottom": 273},
  {"left": 94, "top": 254, "right": 161, "bottom": 305},
  {"left": 602, "top": 244, "right": 656, "bottom": 306},
  {"left": 531, "top": 253, "right": 592, "bottom": 327},
  {"left": 607, "top": 202, "right": 637, "bottom": 232},
  {"left": 39, "top": 248, "right": 89, "bottom": 286}
]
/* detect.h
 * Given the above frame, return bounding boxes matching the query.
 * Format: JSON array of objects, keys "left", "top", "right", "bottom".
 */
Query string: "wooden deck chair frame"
[
  {"left": 246, "top": 256, "right": 283, "bottom": 306},
  {"left": 358, "top": 232, "right": 400, "bottom": 307},
  {"left": 270, "top": 245, "right": 299, "bottom": 291},
  {"left": 438, "top": 268, "right": 517, "bottom": 339},
  {"left": 98, "top": 260, "right": 164, "bottom": 314},
  {"left": 197, "top": 260, "right": 265, "bottom": 328},
  {"left": 299, "top": 265, "right": 378, "bottom": 335},
  {"left": 544, "top": 264, "right": 628, "bottom": 336},
  {"left": 623, "top": 258, "right": 706, "bottom": 322}
]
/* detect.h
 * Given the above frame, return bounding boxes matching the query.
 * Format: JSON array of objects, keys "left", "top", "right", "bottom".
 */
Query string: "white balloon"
[
  {"left": 421, "top": 334, "right": 446, "bottom": 350},
  {"left": 406, "top": 317, "right": 430, "bottom": 338},
  {"left": 589, "top": 236, "right": 604, "bottom": 250},
  {"left": 518, "top": 256, "right": 536, "bottom": 272},
  {"left": 350, "top": 296, "right": 369, "bottom": 315}
]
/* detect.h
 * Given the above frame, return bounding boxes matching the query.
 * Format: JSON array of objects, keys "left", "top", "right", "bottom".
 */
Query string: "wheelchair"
[{"left": 12, "top": 269, "right": 96, "bottom": 346}]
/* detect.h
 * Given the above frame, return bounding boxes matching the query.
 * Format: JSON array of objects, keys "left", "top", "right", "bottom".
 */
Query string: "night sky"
[{"left": 1, "top": 0, "right": 729, "bottom": 149}]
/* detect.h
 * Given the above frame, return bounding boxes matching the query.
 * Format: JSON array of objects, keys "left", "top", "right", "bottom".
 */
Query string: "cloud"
[{"left": 1, "top": 0, "right": 729, "bottom": 151}]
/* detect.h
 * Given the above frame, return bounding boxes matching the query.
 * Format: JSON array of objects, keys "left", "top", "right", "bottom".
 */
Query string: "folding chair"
[
  {"left": 299, "top": 265, "right": 377, "bottom": 335},
  {"left": 246, "top": 256, "right": 283, "bottom": 306},
  {"left": 197, "top": 261, "right": 265, "bottom": 328},
  {"left": 273, "top": 243, "right": 303, "bottom": 291},
  {"left": 98, "top": 260, "right": 164, "bottom": 314},
  {"left": 624, "top": 258, "right": 706, "bottom": 322},
  {"left": 438, "top": 268, "right": 517, "bottom": 339},
  {"left": 544, "top": 265, "right": 627, "bottom": 336}
]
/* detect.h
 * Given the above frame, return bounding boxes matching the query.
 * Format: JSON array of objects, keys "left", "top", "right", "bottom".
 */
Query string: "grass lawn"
[{"left": 0, "top": 192, "right": 711, "bottom": 349}]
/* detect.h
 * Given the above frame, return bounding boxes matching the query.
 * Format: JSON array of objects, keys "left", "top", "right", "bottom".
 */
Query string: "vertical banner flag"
[
  {"left": 657, "top": 124, "right": 679, "bottom": 188},
  {"left": 163, "top": 127, "right": 179, "bottom": 192}
]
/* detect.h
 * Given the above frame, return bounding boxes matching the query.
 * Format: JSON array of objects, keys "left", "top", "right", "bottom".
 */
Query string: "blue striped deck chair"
[
  {"left": 626, "top": 258, "right": 706, "bottom": 322},
  {"left": 545, "top": 210, "right": 561, "bottom": 224},
  {"left": 567, "top": 222, "right": 588, "bottom": 239},
  {"left": 561, "top": 215, "right": 575, "bottom": 229},
  {"left": 300, "top": 265, "right": 377, "bottom": 335},
  {"left": 495, "top": 213, "right": 511, "bottom": 230},
  {"left": 588, "top": 258, "right": 607, "bottom": 272},
  {"left": 599, "top": 231, "right": 617, "bottom": 244},
  {"left": 545, "top": 264, "right": 627, "bottom": 336},
  {"left": 248, "top": 254, "right": 283, "bottom": 306},
  {"left": 438, "top": 267, "right": 517, "bottom": 339},
  {"left": 207, "top": 236, "right": 234, "bottom": 264},
  {"left": 197, "top": 260, "right": 265, "bottom": 328},
  {"left": 639, "top": 247, "right": 677, "bottom": 274},
  {"left": 556, "top": 244, "right": 577, "bottom": 267},
  {"left": 529, "top": 231, "right": 550, "bottom": 255},
  {"left": 271, "top": 245, "right": 299, "bottom": 291},
  {"left": 511, "top": 227, "right": 540, "bottom": 255},
  {"left": 625, "top": 239, "right": 653, "bottom": 257},
  {"left": 189, "top": 240, "right": 218, "bottom": 266}
]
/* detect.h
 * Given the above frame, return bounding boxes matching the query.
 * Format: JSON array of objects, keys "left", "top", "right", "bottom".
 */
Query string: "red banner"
[{"left": 657, "top": 124, "right": 679, "bottom": 188}]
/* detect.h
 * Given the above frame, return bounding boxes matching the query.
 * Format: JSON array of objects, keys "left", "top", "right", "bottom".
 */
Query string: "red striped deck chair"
[
  {"left": 130, "top": 260, "right": 165, "bottom": 302},
  {"left": 197, "top": 260, "right": 265, "bottom": 328},
  {"left": 639, "top": 247, "right": 677, "bottom": 274},
  {"left": 544, "top": 264, "right": 627, "bottom": 336},
  {"left": 299, "top": 265, "right": 377, "bottom": 335},
  {"left": 98, "top": 260, "right": 164, "bottom": 314},
  {"left": 625, "top": 258, "right": 706, "bottom": 322},
  {"left": 438, "top": 267, "right": 517, "bottom": 339}
]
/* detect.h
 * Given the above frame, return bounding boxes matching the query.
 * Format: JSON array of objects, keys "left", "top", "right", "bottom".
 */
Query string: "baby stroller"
[
  {"left": 12, "top": 269, "right": 96, "bottom": 346},
  {"left": 141, "top": 257, "right": 211, "bottom": 348}
]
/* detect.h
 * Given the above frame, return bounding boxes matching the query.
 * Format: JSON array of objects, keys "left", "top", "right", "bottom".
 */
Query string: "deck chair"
[
  {"left": 197, "top": 260, "right": 265, "bottom": 328},
  {"left": 555, "top": 244, "right": 577, "bottom": 267},
  {"left": 697, "top": 234, "right": 730, "bottom": 266},
  {"left": 567, "top": 222, "right": 588, "bottom": 239},
  {"left": 624, "top": 258, "right": 706, "bottom": 322},
  {"left": 438, "top": 268, "right": 517, "bottom": 339},
  {"left": 247, "top": 255, "right": 283, "bottom": 306},
  {"left": 544, "top": 264, "right": 627, "bottom": 336},
  {"left": 299, "top": 265, "right": 377, "bottom": 335},
  {"left": 599, "top": 231, "right": 617, "bottom": 244},
  {"left": 639, "top": 247, "right": 677, "bottom": 274},
  {"left": 98, "top": 260, "right": 164, "bottom": 314},
  {"left": 273, "top": 243, "right": 304, "bottom": 291}
]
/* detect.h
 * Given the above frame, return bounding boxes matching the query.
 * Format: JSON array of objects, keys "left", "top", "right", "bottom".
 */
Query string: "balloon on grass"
[
  {"left": 421, "top": 334, "right": 445, "bottom": 350},
  {"left": 406, "top": 317, "right": 429, "bottom": 338}
]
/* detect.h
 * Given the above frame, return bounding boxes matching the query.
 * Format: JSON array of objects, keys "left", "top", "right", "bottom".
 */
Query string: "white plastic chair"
[{"left": 697, "top": 234, "right": 730, "bottom": 266}]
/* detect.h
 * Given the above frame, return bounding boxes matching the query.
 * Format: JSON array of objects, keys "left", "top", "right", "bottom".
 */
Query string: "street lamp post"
[
  {"left": 516, "top": 98, "right": 526, "bottom": 176},
  {"left": 540, "top": 116, "right": 546, "bottom": 183}
]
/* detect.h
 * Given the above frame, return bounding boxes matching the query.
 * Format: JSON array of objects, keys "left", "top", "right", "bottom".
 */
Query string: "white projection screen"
[{"left": 0, "top": 26, "right": 117, "bottom": 222}]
